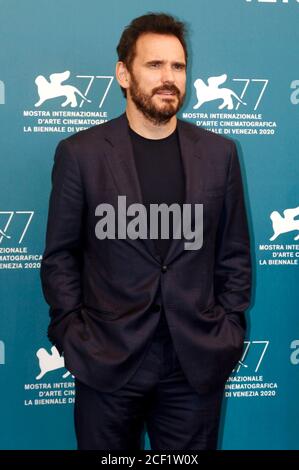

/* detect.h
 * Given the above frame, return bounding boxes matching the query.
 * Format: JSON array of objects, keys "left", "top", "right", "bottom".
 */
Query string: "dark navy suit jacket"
[{"left": 40, "top": 111, "right": 252, "bottom": 394}]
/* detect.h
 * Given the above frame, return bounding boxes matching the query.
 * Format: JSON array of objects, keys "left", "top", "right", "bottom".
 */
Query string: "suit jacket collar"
[{"left": 102, "top": 111, "right": 204, "bottom": 265}]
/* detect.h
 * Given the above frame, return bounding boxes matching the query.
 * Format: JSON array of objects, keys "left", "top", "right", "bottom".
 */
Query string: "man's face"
[{"left": 126, "top": 33, "right": 187, "bottom": 125}]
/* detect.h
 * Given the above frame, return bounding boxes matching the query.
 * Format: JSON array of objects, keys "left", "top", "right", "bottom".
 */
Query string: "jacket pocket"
[{"left": 82, "top": 306, "right": 122, "bottom": 321}]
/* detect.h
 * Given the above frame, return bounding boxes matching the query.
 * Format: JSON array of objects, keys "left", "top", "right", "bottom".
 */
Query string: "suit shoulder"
[
  {"left": 54, "top": 115, "right": 123, "bottom": 163},
  {"left": 52, "top": 113, "right": 131, "bottom": 170},
  {"left": 61, "top": 118, "right": 112, "bottom": 148},
  {"left": 178, "top": 118, "right": 234, "bottom": 150}
]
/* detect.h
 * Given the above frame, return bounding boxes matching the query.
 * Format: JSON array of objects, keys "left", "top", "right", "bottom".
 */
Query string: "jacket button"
[
  {"left": 151, "top": 304, "right": 161, "bottom": 313},
  {"left": 161, "top": 265, "right": 168, "bottom": 273}
]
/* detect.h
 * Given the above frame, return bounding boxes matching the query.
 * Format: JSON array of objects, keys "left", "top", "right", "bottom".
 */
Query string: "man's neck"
[{"left": 125, "top": 105, "right": 177, "bottom": 140}]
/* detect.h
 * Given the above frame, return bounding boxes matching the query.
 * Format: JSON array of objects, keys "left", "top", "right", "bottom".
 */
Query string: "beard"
[{"left": 128, "top": 71, "right": 186, "bottom": 125}]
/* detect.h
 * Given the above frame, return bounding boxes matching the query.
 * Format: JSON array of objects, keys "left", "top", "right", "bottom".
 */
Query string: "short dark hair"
[{"left": 116, "top": 12, "right": 188, "bottom": 98}]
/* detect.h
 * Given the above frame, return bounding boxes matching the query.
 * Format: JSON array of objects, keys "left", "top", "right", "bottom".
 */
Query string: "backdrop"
[{"left": 0, "top": 0, "right": 298, "bottom": 450}]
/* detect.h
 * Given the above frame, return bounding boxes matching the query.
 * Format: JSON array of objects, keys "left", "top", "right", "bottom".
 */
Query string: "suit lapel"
[
  {"left": 102, "top": 112, "right": 204, "bottom": 264},
  {"left": 102, "top": 112, "right": 158, "bottom": 260},
  {"left": 163, "top": 118, "right": 204, "bottom": 264}
]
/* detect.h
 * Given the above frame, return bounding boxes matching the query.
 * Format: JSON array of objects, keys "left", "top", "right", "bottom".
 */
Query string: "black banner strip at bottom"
[{"left": 0, "top": 450, "right": 298, "bottom": 465}]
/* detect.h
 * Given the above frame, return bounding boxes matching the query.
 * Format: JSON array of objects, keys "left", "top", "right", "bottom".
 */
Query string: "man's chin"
[{"left": 152, "top": 100, "right": 177, "bottom": 114}]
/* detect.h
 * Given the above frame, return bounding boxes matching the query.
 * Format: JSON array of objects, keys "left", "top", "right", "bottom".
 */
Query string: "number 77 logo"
[
  {"left": 233, "top": 340, "right": 270, "bottom": 373},
  {"left": 0, "top": 211, "right": 34, "bottom": 244}
]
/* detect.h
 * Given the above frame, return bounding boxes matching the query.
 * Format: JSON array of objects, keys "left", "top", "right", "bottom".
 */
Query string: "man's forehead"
[{"left": 134, "top": 33, "right": 185, "bottom": 60}]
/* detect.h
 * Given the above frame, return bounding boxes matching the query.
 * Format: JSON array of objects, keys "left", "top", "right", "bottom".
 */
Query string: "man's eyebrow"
[{"left": 144, "top": 59, "right": 186, "bottom": 66}]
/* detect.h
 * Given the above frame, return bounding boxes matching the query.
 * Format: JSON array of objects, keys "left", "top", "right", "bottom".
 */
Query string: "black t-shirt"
[{"left": 128, "top": 124, "right": 185, "bottom": 262}]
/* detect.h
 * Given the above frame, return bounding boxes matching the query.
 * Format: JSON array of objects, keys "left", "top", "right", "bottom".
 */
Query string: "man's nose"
[{"left": 161, "top": 65, "right": 175, "bottom": 83}]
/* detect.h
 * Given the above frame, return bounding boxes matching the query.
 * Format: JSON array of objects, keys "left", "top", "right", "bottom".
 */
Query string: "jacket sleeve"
[
  {"left": 214, "top": 141, "right": 252, "bottom": 331},
  {"left": 40, "top": 139, "right": 85, "bottom": 354}
]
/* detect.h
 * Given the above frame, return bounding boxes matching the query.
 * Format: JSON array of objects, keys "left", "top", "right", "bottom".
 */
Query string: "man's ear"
[{"left": 115, "top": 61, "right": 130, "bottom": 90}]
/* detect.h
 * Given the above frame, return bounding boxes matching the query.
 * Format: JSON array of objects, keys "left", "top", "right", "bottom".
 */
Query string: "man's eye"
[{"left": 150, "top": 63, "right": 159, "bottom": 67}]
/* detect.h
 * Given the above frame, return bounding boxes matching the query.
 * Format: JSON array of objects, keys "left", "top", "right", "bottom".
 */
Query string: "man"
[{"left": 40, "top": 12, "right": 251, "bottom": 450}]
